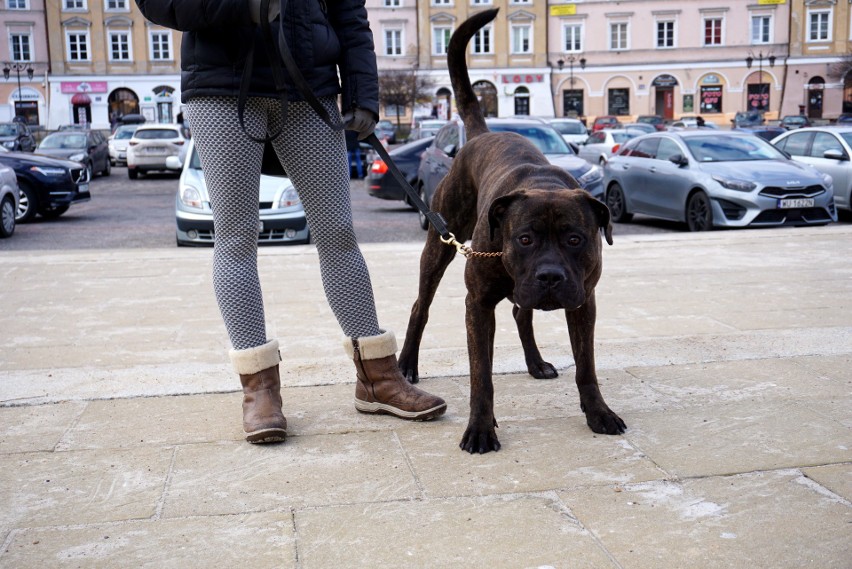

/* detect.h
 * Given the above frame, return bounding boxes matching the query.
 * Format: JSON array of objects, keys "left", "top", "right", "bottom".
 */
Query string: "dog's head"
[{"left": 488, "top": 189, "right": 613, "bottom": 311}]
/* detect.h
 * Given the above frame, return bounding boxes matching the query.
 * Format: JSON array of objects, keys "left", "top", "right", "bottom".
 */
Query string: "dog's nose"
[{"left": 535, "top": 267, "right": 566, "bottom": 288}]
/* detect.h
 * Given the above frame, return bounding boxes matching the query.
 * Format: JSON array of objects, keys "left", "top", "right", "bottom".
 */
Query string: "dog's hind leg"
[
  {"left": 399, "top": 230, "right": 459, "bottom": 383},
  {"left": 512, "top": 305, "right": 558, "bottom": 379}
]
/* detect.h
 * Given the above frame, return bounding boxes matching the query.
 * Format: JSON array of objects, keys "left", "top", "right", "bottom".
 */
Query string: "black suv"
[{"left": 0, "top": 121, "right": 36, "bottom": 152}]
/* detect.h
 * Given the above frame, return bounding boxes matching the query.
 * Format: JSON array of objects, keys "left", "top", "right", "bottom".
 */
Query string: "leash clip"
[{"left": 440, "top": 233, "right": 472, "bottom": 258}]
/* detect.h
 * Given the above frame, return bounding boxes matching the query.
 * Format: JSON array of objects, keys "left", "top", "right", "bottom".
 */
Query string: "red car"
[{"left": 591, "top": 115, "right": 621, "bottom": 132}]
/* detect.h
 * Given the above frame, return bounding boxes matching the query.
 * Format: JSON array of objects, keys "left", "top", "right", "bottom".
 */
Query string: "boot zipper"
[{"left": 352, "top": 338, "right": 370, "bottom": 381}]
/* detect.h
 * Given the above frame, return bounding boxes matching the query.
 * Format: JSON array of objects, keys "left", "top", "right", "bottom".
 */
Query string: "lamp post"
[
  {"left": 3, "top": 62, "right": 34, "bottom": 121},
  {"left": 556, "top": 55, "right": 586, "bottom": 118},
  {"left": 745, "top": 51, "right": 776, "bottom": 112}
]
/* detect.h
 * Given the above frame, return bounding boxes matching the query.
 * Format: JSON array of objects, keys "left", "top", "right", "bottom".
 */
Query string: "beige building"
[
  {"left": 0, "top": 0, "right": 49, "bottom": 126},
  {"left": 45, "top": 0, "right": 181, "bottom": 129}
]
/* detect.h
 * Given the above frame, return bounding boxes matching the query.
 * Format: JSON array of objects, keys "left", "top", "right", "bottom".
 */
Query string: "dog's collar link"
[{"left": 440, "top": 233, "right": 503, "bottom": 259}]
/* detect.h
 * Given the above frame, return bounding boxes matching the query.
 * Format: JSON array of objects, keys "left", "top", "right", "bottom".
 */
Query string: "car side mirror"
[
  {"left": 823, "top": 148, "right": 847, "bottom": 161},
  {"left": 165, "top": 156, "right": 183, "bottom": 170},
  {"left": 443, "top": 144, "right": 458, "bottom": 157},
  {"left": 668, "top": 153, "right": 688, "bottom": 167}
]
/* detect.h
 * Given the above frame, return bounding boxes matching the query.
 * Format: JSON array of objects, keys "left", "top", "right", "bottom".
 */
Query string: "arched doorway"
[
  {"left": 513, "top": 86, "right": 530, "bottom": 115},
  {"left": 153, "top": 85, "right": 175, "bottom": 123},
  {"left": 745, "top": 71, "right": 770, "bottom": 112},
  {"left": 435, "top": 87, "right": 451, "bottom": 120},
  {"left": 71, "top": 92, "right": 91, "bottom": 126},
  {"left": 697, "top": 73, "right": 725, "bottom": 116},
  {"left": 651, "top": 74, "right": 678, "bottom": 119},
  {"left": 108, "top": 88, "right": 140, "bottom": 125},
  {"left": 472, "top": 80, "right": 498, "bottom": 117},
  {"left": 807, "top": 76, "right": 825, "bottom": 119}
]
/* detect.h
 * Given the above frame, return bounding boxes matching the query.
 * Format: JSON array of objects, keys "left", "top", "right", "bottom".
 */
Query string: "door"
[
  {"left": 622, "top": 137, "right": 660, "bottom": 213},
  {"left": 655, "top": 88, "right": 674, "bottom": 119},
  {"left": 644, "top": 137, "right": 693, "bottom": 220},
  {"left": 806, "top": 132, "right": 849, "bottom": 209}
]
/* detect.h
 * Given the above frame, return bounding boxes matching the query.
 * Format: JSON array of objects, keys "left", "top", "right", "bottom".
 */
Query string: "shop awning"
[{"left": 71, "top": 92, "right": 91, "bottom": 105}]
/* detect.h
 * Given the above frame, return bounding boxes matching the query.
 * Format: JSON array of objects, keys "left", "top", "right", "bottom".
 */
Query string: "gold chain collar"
[{"left": 440, "top": 233, "right": 503, "bottom": 259}]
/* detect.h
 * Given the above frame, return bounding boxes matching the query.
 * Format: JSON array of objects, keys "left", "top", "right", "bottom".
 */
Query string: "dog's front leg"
[
  {"left": 513, "top": 305, "right": 558, "bottom": 379},
  {"left": 460, "top": 294, "right": 501, "bottom": 453},
  {"left": 565, "top": 292, "right": 626, "bottom": 435}
]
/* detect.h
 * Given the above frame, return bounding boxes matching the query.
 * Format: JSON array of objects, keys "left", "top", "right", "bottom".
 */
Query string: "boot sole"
[
  {"left": 354, "top": 399, "right": 446, "bottom": 421},
  {"left": 245, "top": 428, "right": 287, "bottom": 444}
]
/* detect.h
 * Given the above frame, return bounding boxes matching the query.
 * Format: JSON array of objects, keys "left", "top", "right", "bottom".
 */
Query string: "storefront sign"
[
  {"left": 61, "top": 81, "right": 108, "bottom": 94},
  {"left": 652, "top": 74, "right": 678, "bottom": 88},
  {"left": 700, "top": 86, "right": 723, "bottom": 113},
  {"left": 10, "top": 87, "right": 40, "bottom": 101},
  {"left": 757, "top": 0, "right": 785, "bottom": 5},
  {"left": 550, "top": 5, "right": 577, "bottom": 16},
  {"left": 501, "top": 74, "right": 545, "bottom": 84},
  {"left": 702, "top": 75, "right": 720, "bottom": 85}
]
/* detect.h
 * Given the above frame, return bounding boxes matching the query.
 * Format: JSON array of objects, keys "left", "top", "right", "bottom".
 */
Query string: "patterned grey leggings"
[{"left": 185, "top": 96, "right": 381, "bottom": 350}]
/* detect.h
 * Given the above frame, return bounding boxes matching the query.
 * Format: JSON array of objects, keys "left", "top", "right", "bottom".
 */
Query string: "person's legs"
[
  {"left": 271, "top": 98, "right": 446, "bottom": 420},
  {"left": 353, "top": 146, "right": 363, "bottom": 178},
  {"left": 185, "top": 96, "right": 287, "bottom": 442}
]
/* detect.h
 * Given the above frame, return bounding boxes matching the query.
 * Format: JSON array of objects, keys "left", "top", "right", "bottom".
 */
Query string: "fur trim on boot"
[{"left": 230, "top": 339, "right": 281, "bottom": 375}]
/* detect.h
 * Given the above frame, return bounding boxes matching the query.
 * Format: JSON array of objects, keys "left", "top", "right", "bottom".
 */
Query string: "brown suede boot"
[
  {"left": 231, "top": 340, "right": 287, "bottom": 444},
  {"left": 345, "top": 331, "right": 446, "bottom": 421}
]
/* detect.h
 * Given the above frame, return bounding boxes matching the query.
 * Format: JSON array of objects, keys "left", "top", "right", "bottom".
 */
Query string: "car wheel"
[
  {"left": 606, "top": 183, "right": 633, "bottom": 223},
  {"left": 418, "top": 185, "right": 430, "bottom": 230},
  {"left": 686, "top": 191, "right": 714, "bottom": 232},
  {"left": 0, "top": 194, "right": 15, "bottom": 237},
  {"left": 86, "top": 162, "right": 94, "bottom": 181},
  {"left": 16, "top": 180, "right": 38, "bottom": 223},
  {"left": 128, "top": 168, "right": 138, "bottom": 180},
  {"left": 102, "top": 159, "right": 111, "bottom": 177},
  {"left": 40, "top": 205, "right": 69, "bottom": 219}
]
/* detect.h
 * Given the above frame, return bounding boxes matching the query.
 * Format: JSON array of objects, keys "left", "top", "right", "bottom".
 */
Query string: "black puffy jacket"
[{"left": 134, "top": 0, "right": 379, "bottom": 117}]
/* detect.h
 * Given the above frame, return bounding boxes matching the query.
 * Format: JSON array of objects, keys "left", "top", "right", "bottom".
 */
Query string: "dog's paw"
[
  {"left": 460, "top": 420, "right": 501, "bottom": 454},
  {"left": 528, "top": 360, "right": 558, "bottom": 380},
  {"left": 584, "top": 404, "right": 626, "bottom": 435},
  {"left": 398, "top": 363, "right": 420, "bottom": 384}
]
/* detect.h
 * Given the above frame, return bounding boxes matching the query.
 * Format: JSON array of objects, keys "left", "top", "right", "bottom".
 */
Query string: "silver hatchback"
[{"left": 603, "top": 131, "right": 836, "bottom": 231}]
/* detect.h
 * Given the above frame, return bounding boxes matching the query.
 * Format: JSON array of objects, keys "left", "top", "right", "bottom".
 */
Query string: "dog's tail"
[{"left": 448, "top": 8, "right": 499, "bottom": 140}]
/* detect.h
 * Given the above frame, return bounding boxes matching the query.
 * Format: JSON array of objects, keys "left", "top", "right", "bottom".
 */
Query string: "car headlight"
[
  {"left": 277, "top": 186, "right": 301, "bottom": 208},
  {"left": 29, "top": 166, "right": 67, "bottom": 177},
  {"left": 577, "top": 165, "right": 603, "bottom": 187},
  {"left": 69, "top": 153, "right": 86, "bottom": 162},
  {"left": 180, "top": 186, "right": 203, "bottom": 209},
  {"left": 711, "top": 175, "right": 756, "bottom": 192},
  {"left": 2, "top": 141, "right": 14, "bottom": 148},
  {"left": 820, "top": 172, "right": 833, "bottom": 191}
]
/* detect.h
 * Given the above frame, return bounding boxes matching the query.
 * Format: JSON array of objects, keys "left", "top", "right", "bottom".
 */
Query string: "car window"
[
  {"left": 629, "top": 138, "right": 659, "bottom": 159},
  {"left": 685, "top": 135, "right": 786, "bottom": 162},
  {"left": 489, "top": 125, "right": 572, "bottom": 154},
  {"left": 656, "top": 138, "right": 683, "bottom": 162},
  {"left": 40, "top": 133, "right": 86, "bottom": 149},
  {"left": 840, "top": 133, "right": 852, "bottom": 148},
  {"left": 114, "top": 128, "right": 136, "bottom": 140},
  {"left": 589, "top": 132, "right": 605, "bottom": 144},
  {"left": 550, "top": 122, "right": 585, "bottom": 135},
  {"left": 434, "top": 124, "right": 458, "bottom": 153},
  {"left": 135, "top": 128, "right": 181, "bottom": 140},
  {"left": 612, "top": 132, "right": 638, "bottom": 143},
  {"left": 778, "top": 132, "right": 812, "bottom": 156},
  {"left": 810, "top": 132, "right": 843, "bottom": 158},
  {"left": 0, "top": 124, "right": 16, "bottom": 136}
]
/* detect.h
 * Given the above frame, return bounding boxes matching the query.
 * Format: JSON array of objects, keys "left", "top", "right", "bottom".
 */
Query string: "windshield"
[
  {"left": 0, "top": 124, "right": 17, "bottom": 136},
  {"left": 612, "top": 131, "right": 640, "bottom": 143},
  {"left": 489, "top": 124, "right": 573, "bottom": 154},
  {"left": 40, "top": 133, "right": 86, "bottom": 149},
  {"left": 550, "top": 122, "right": 586, "bottom": 135},
  {"left": 135, "top": 128, "right": 180, "bottom": 140},
  {"left": 784, "top": 117, "right": 807, "bottom": 124},
  {"left": 684, "top": 135, "right": 787, "bottom": 162},
  {"left": 637, "top": 116, "right": 661, "bottom": 124},
  {"left": 114, "top": 127, "right": 136, "bottom": 140}
]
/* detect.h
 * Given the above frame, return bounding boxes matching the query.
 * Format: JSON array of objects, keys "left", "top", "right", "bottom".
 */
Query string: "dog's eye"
[
  {"left": 517, "top": 235, "right": 533, "bottom": 247},
  {"left": 567, "top": 235, "right": 583, "bottom": 247}
]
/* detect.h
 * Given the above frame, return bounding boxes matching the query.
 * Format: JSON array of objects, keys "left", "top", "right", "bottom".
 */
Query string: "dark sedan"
[
  {"left": 35, "top": 130, "right": 111, "bottom": 178},
  {"left": 0, "top": 147, "right": 91, "bottom": 222},
  {"left": 416, "top": 118, "right": 604, "bottom": 229},
  {"left": 367, "top": 136, "right": 434, "bottom": 206}
]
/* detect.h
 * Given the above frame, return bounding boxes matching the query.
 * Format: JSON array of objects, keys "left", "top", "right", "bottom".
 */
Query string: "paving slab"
[
  {"left": 1, "top": 512, "right": 295, "bottom": 569},
  {"left": 0, "top": 402, "right": 86, "bottom": 453},
  {"left": 559, "top": 470, "right": 852, "bottom": 569},
  {"left": 802, "top": 463, "right": 852, "bottom": 502}
]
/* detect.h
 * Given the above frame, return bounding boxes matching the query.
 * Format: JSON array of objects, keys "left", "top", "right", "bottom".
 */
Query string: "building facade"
[{"left": 0, "top": 0, "right": 49, "bottom": 127}]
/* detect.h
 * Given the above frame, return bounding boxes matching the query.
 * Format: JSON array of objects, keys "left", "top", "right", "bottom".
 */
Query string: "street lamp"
[
  {"left": 745, "top": 51, "right": 776, "bottom": 111},
  {"left": 557, "top": 54, "right": 587, "bottom": 86},
  {"left": 3, "top": 62, "right": 34, "bottom": 121}
]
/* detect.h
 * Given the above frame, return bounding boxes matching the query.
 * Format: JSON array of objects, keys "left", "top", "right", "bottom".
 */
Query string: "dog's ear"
[
  {"left": 488, "top": 193, "right": 524, "bottom": 241},
  {"left": 586, "top": 195, "right": 614, "bottom": 246}
]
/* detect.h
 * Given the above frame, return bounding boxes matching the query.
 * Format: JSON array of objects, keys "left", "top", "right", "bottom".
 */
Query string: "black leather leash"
[{"left": 238, "top": 0, "right": 452, "bottom": 241}]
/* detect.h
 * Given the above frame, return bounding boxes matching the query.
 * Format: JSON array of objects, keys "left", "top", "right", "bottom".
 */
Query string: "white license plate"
[
  {"left": 147, "top": 146, "right": 166, "bottom": 154},
  {"left": 118, "top": 152, "right": 126, "bottom": 159},
  {"left": 778, "top": 198, "right": 814, "bottom": 209},
  {"left": 77, "top": 183, "right": 89, "bottom": 194}
]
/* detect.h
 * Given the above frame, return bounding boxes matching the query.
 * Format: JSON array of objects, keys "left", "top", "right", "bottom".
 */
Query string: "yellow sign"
[
  {"left": 550, "top": 5, "right": 577, "bottom": 17},
  {"left": 757, "top": 0, "right": 785, "bottom": 5}
]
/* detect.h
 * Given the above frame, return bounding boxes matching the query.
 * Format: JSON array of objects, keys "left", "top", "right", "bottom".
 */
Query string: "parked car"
[
  {"left": 733, "top": 125, "right": 786, "bottom": 142},
  {"left": 374, "top": 120, "right": 397, "bottom": 144},
  {"left": 836, "top": 114, "right": 852, "bottom": 125},
  {"left": 0, "top": 121, "right": 36, "bottom": 152},
  {"left": 669, "top": 116, "right": 719, "bottom": 130},
  {"left": 170, "top": 139, "right": 309, "bottom": 246},
  {"left": 636, "top": 115, "right": 667, "bottom": 131},
  {"left": 36, "top": 130, "right": 110, "bottom": 178},
  {"left": 622, "top": 123, "right": 657, "bottom": 135},
  {"left": 127, "top": 124, "right": 189, "bottom": 179},
  {"left": 591, "top": 115, "right": 621, "bottom": 132},
  {"left": 731, "top": 110, "right": 765, "bottom": 128},
  {"left": 577, "top": 129, "right": 642, "bottom": 165},
  {"left": 546, "top": 118, "right": 589, "bottom": 146},
  {"left": 771, "top": 126, "right": 852, "bottom": 212},
  {"left": 0, "top": 147, "right": 91, "bottom": 222},
  {"left": 108, "top": 124, "right": 139, "bottom": 166},
  {"left": 367, "top": 136, "right": 434, "bottom": 205},
  {"left": 411, "top": 119, "right": 449, "bottom": 140},
  {"left": 779, "top": 115, "right": 812, "bottom": 130},
  {"left": 0, "top": 163, "right": 19, "bottom": 237},
  {"left": 603, "top": 131, "right": 836, "bottom": 231},
  {"left": 416, "top": 118, "right": 603, "bottom": 229}
]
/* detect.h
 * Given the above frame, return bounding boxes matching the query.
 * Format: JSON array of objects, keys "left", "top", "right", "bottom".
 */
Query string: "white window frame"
[
  {"left": 472, "top": 25, "right": 493, "bottom": 54},
  {"left": 563, "top": 22, "right": 583, "bottom": 53},
  {"left": 149, "top": 30, "right": 173, "bottom": 61},
  {"left": 655, "top": 19, "right": 676, "bottom": 49},
  {"left": 65, "top": 30, "right": 91, "bottom": 62},
  {"left": 807, "top": 9, "right": 832, "bottom": 43},
  {"left": 471, "top": 0, "right": 492, "bottom": 4},
  {"left": 510, "top": 24, "right": 532, "bottom": 55},
  {"left": 6, "top": 0, "right": 29, "bottom": 9},
  {"left": 9, "top": 32, "right": 33, "bottom": 62},
  {"left": 383, "top": 0, "right": 400, "bottom": 6},
  {"left": 703, "top": 17, "right": 724, "bottom": 46},
  {"left": 432, "top": 0, "right": 451, "bottom": 5},
  {"left": 384, "top": 27, "right": 403, "bottom": 56},
  {"left": 108, "top": 30, "right": 132, "bottom": 62},
  {"left": 104, "top": 0, "right": 129, "bottom": 11},
  {"left": 609, "top": 21, "right": 629, "bottom": 51},
  {"left": 432, "top": 25, "right": 451, "bottom": 55},
  {"left": 750, "top": 14, "right": 772, "bottom": 44},
  {"left": 63, "top": 0, "right": 86, "bottom": 10}
]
